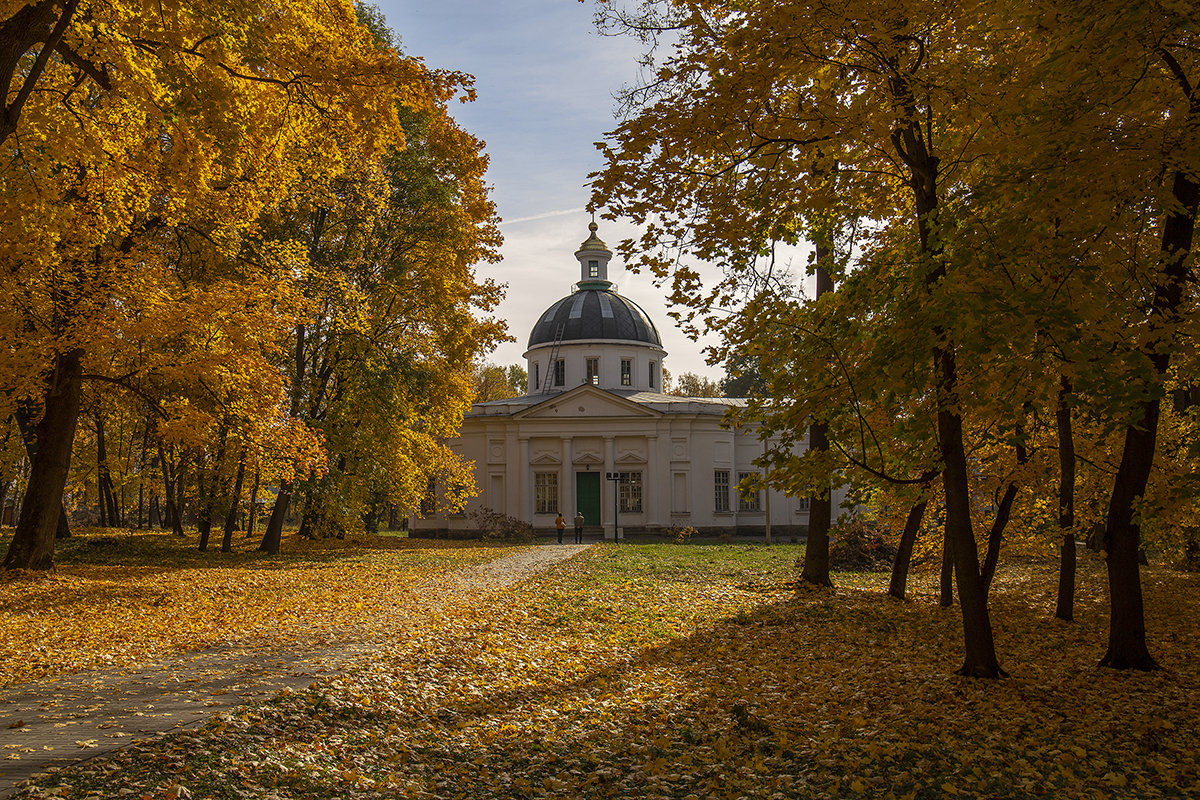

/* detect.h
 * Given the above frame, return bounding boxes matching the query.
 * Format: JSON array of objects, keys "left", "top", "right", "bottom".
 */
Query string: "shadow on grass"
[
  {"left": 19, "top": 554, "right": 1200, "bottom": 800},
  {"left": 349, "top": 562, "right": 1200, "bottom": 799}
]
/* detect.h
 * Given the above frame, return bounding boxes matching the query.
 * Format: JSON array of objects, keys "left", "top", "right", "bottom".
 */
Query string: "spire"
[{"left": 577, "top": 220, "right": 611, "bottom": 255}]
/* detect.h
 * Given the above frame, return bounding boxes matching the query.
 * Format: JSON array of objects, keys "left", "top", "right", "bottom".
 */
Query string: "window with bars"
[
  {"left": 738, "top": 471, "right": 762, "bottom": 512},
  {"left": 535, "top": 472, "right": 558, "bottom": 514},
  {"left": 553, "top": 359, "right": 565, "bottom": 387},
  {"left": 714, "top": 470, "right": 730, "bottom": 513},
  {"left": 620, "top": 359, "right": 632, "bottom": 386},
  {"left": 420, "top": 477, "right": 437, "bottom": 515},
  {"left": 586, "top": 357, "right": 599, "bottom": 384},
  {"left": 618, "top": 471, "right": 643, "bottom": 512},
  {"left": 588, "top": 260, "right": 599, "bottom": 277}
]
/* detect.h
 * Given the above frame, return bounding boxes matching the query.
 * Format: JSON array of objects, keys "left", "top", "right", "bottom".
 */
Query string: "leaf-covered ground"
[
  {"left": 0, "top": 529, "right": 502, "bottom": 689},
  {"left": 12, "top": 543, "right": 1200, "bottom": 799}
]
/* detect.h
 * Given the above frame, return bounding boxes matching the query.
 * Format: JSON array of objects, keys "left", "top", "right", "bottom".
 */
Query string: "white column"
[
  {"left": 645, "top": 434, "right": 658, "bottom": 527},
  {"left": 603, "top": 434, "right": 616, "bottom": 539},
  {"left": 519, "top": 437, "right": 531, "bottom": 522},
  {"left": 656, "top": 424, "right": 673, "bottom": 523},
  {"left": 563, "top": 437, "right": 574, "bottom": 515}
]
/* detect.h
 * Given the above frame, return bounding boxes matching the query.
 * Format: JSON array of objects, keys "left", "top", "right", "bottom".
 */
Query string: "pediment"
[
  {"left": 514, "top": 385, "right": 661, "bottom": 420},
  {"left": 529, "top": 452, "right": 562, "bottom": 465},
  {"left": 575, "top": 451, "right": 604, "bottom": 465},
  {"left": 615, "top": 451, "right": 647, "bottom": 465}
]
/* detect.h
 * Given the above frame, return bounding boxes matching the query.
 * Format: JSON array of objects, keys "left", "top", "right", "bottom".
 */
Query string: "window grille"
[
  {"left": 618, "top": 471, "right": 643, "bottom": 512},
  {"left": 535, "top": 472, "right": 559, "bottom": 514},
  {"left": 714, "top": 470, "right": 730, "bottom": 513},
  {"left": 738, "top": 471, "right": 762, "bottom": 512}
]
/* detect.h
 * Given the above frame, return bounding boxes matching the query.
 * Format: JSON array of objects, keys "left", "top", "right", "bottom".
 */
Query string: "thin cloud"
[{"left": 500, "top": 208, "right": 586, "bottom": 226}]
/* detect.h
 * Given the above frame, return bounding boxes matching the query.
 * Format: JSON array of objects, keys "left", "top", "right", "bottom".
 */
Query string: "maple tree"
[
  {"left": 255, "top": 81, "right": 504, "bottom": 551},
  {"left": 591, "top": 0, "right": 1013, "bottom": 676},
  {"left": 0, "top": 1, "right": 500, "bottom": 569},
  {"left": 590, "top": 0, "right": 1200, "bottom": 674}
]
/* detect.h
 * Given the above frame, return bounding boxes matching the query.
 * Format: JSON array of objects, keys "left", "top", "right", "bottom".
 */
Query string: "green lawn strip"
[{"left": 16, "top": 545, "right": 1200, "bottom": 799}]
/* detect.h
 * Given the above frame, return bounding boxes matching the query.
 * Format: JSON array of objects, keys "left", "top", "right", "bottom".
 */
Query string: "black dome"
[{"left": 528, "top": 289, "right": 662, "bottom": 348}]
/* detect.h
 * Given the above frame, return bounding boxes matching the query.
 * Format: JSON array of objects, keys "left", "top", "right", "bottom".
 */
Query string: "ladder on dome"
[{"left": 540, "top": 323, "right": 566, "bottom": 394}]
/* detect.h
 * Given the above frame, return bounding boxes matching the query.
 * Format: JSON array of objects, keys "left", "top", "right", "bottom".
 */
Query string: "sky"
[{"left": 374, "top": 0, "right": 725, "bottom": 381}]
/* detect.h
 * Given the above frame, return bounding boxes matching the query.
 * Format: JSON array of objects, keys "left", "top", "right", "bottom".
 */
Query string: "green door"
[{"left": 576, "top": 472, "right": 601, "bottom": 526}]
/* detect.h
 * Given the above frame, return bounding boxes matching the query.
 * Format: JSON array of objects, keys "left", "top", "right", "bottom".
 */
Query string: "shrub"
[
  {"left": 828, "top": 514, "right": 897, "bottom": 572},
  {"left": 667, "top": 525, "right": 698, "bottom": 544},
  {"left": 467, "top": 507, "right": 536, "bottom": 542}
]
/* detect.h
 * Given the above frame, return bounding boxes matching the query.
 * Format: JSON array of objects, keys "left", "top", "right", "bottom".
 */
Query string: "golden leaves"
[
  {"left": 0, "top": 529, "right": 499, "bottom": 689},
  {"left": 102, "top": 543, "right": 1183, "bottom": 800}
]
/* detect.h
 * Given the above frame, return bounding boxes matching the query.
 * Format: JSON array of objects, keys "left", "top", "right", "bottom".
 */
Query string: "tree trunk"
[
  {"left": 297, "top": 490, "right": 320, "bottom": 539},
  {"left": 980, "top": 482, "right": 1018, "bottom": 596},
  {"left": 801, "top": 486, "right": 832, "bottom": 586},
  {"left": 3, "top": 350, "right": 84, "bottom": 570},
  {"left": 245, "top": 466, "right": 260, "bottom": 538},
  {"left": 981, "top": 420, "right": 1028, "bottom": 598},
  {"left": 95, "top": 411, "right": 120, "bottom": 527},
  {"left": 800, "top": 247, "right": 834, "bottom": 587},
  {"left": 259, "top": 482, "right": 290, "bottom": 555},
  {"left": 195, "top": 450, "right": 211, "bottom": 551},
  {"left": 1055, "top": 376, "right": 1076, "bottom": 622},
  {"left": 174, "top": 453, "right": 187, "bottom": 533},
  {"left": 13, "top": 409, "right": 71, "bottom": 540},
  {"left": 888, "top": 500, "right": 928, "bottom": 600},
  {"left": 261, "top": 316, "right": 307, "bottom": 555},
  {"left": 1101, "top": 414, "right": 1159, "bottom": 669},
  {"left": 1100, "top": 140, "right": 1199, "bottom": 669},
  {"left": 939, "top": 531, "right": 954, "bottom": 607},
  {"left": 221, "top": 451, "right": 246, "bottom": 553},
  {"left": 937, "top": 354, "right": 1004, "bottom": 678},
  {"left": 889, "top": 64, "right": 1001, "bottom": 676},
  {"left": 197, "top": 431, "right": 230, "bottom": 552},
  {"left": 159, "top": 444, "right": 185, "bottom": 536}
]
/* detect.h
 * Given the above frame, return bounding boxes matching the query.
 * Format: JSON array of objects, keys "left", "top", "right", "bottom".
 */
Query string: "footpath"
[{"left": 0, "top": 543, "right": 592, "bottom": 798}]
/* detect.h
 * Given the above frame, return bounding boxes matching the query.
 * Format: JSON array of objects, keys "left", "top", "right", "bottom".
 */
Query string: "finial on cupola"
[{"left": 575, "top": 218, "right": 613, "bottom": 288}]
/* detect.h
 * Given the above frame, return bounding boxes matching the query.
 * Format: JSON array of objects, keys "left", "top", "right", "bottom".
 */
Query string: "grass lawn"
[{"left": 9, "top": 541, "right": 1200, "bottom": 799}]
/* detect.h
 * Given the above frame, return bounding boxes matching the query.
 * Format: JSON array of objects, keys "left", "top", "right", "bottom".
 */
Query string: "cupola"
[{"left": 574, "top": 220, "right": 613, "bottom": 289}]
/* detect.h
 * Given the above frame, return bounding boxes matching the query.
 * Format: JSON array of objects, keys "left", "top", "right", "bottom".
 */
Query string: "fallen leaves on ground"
[
  {"left": 14, "top": 543, "right": 1200, "bottom": 799},
  {"left": 0, "top": 529, "right": 504, "bottom": 688}
]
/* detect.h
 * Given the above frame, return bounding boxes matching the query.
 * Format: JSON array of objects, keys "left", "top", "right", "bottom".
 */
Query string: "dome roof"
[{"left": 528, "top": 288, "right": 662, "bottom": 348}]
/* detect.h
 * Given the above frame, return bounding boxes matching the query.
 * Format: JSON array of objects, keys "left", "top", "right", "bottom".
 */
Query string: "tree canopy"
[
  {"left": 590, "top": 0, "right": 1200, "bottom": 674},
  {"left": 1, "top": 1, "right": 503, "bottom": 567}
]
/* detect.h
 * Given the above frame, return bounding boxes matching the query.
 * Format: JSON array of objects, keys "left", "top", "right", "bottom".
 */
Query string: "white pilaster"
[{"left": 519, "top": 437, "right": 531, "bottom": 522}]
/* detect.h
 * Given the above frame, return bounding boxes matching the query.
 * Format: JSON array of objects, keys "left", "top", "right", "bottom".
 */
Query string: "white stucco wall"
[{"left": 413, "top": 384, "right": 851, "bottom": 539}]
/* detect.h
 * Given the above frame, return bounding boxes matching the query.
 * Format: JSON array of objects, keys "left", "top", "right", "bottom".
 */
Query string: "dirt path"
[{"left": 0, "top": 543, "right": 592, "bottom": 798}]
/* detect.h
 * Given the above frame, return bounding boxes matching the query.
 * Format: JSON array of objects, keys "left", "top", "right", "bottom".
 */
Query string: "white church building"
[{"left": 413, "top": 222, "right": 835, "bottom": 539}]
